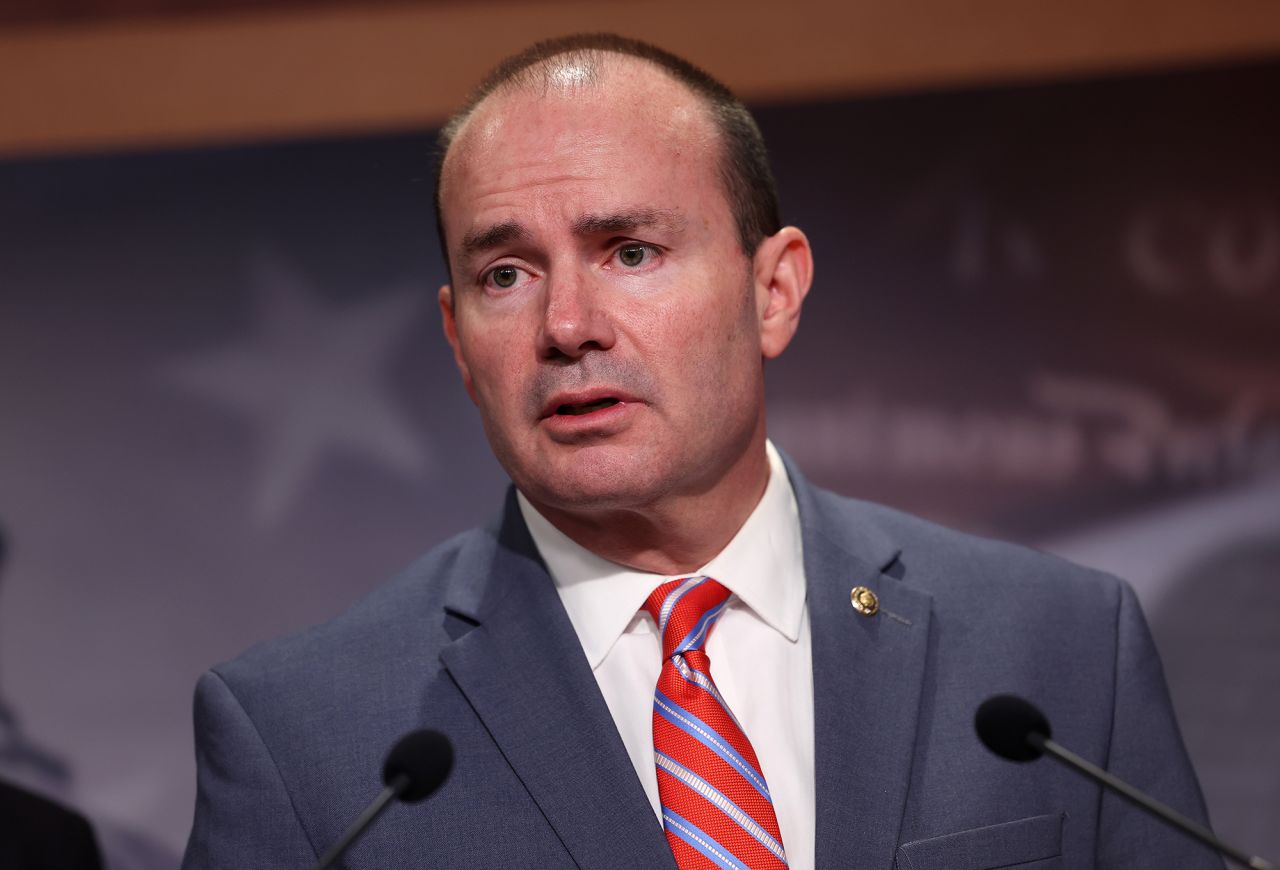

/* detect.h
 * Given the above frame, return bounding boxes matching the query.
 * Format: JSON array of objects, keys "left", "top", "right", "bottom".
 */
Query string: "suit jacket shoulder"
[
  {"left": 215, "top": 521, "right": 493, "bottom": 722},
  {"left": 789, "top": 464, "right": 1221, "bottom": 869}
]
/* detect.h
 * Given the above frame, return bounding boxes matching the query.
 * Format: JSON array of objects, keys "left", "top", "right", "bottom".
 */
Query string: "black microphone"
[
  {"left": 313, "top": 729, "right": 453, "bottom": 870},
  {"left": 975, "top": 694, "right": 1274, "bottom": 870}
]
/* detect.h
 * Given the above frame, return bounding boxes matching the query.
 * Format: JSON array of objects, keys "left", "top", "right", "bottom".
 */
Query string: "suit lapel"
[
  {"left": 788, "top": 461, "right": 934, "bottom": 869},
  {"left": 438, "top": 492, "right": 676, "bottom": 870}
]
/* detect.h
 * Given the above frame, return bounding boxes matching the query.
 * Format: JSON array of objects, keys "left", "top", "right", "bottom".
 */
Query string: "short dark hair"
[{"left": 433, "top": 33, "right": 781, "bottom": 271}]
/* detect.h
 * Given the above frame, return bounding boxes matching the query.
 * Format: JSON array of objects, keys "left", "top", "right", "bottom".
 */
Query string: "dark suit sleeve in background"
[{"left": 0, "top": 779, "right": 103, "bottom": 870}]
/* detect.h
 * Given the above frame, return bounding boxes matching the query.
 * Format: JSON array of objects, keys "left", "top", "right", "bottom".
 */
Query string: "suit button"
[{"left": 850, "top": 585, "right": 879, "bottom": 616}]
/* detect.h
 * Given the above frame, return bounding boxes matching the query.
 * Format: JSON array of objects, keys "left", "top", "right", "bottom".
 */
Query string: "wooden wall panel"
[{"left": 2, "top": 0, "right": 1278, "bottom": 157}]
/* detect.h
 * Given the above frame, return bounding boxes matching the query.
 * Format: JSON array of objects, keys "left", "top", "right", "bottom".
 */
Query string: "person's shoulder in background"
[{"left": 0, "top": 778, "right": 103, "bottom": 870}]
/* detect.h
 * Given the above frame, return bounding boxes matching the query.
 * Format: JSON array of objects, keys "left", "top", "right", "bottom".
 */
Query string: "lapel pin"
[{"left": 850, "top": 585, "right": 879, "bottom": 616}]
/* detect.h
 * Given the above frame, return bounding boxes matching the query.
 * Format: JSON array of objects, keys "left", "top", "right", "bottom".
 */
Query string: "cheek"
[
  {"left": 670, "top": 279, "right": 758, "bottom": 355},
  {"left": 642, "top": 290, "right": 759, "bottom": 401},
  {"left": 458, "top": 324, "right": 526, "bottom": 404},
  {"left": 626, "top": 268, "right": 751, "bottom": 345}
]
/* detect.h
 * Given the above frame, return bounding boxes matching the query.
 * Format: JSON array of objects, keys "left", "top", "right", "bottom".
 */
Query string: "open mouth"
[{"left": 555, "top": 397, "right": 620, "bottom": 416}]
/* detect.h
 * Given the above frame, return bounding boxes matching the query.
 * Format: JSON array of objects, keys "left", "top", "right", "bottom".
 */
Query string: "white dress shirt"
[{"left": 517, "top": 440, "right": 815, "bottom": 870}]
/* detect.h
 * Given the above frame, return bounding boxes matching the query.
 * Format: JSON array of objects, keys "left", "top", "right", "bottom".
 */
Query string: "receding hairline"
[
  {"left": 433, "top": 34, "right": 782, "bottom": 269},
  {"left": 439, "top": 50, "right": 718, "bottom": 184},
  {"left": 436, "top": 51, "right": 731, "bottom": 274}
]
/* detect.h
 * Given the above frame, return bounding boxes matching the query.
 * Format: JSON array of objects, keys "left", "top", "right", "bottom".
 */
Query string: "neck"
[{"left": 526, "top": 441, "right": 772, "bottom": 575}]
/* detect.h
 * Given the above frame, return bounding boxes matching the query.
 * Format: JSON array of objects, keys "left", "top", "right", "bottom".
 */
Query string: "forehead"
[{"left": 438, "top": 60, "right": 724, "bottom": 238}]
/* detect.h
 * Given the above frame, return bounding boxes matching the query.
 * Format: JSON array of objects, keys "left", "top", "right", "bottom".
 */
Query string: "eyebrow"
[
  {"left": 457, "top": 208, "right": 687, "bottom": 262},
  {"left": 460, "top": 221, "right": 528, "bottom": 258},
  {"left": 572, "top": 208, "right": 687, "bottom": 237}
]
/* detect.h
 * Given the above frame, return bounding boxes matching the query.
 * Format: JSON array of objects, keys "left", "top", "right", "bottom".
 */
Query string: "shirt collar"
[{"left": 518, "top": 440, "right": 806, "bottom": 670}]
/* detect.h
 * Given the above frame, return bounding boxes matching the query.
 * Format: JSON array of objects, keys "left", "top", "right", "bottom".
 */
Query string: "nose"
[{"left": 538, "top": 268, "right": 616, "bottom": 361}]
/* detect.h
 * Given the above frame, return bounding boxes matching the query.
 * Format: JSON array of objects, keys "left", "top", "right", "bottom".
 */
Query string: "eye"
[
  {"left": 492, "top": 266, "right": 518, "bottom": 288},
  {"left": 484, "top": 264, "right": 526, "bottom": 290},
  {"left": 616, "top": 244, "right": 654, "bottom": 268}
]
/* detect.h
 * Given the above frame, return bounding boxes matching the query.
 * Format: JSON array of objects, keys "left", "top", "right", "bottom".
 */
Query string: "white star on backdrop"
[{"left": 165, "top": 255, "right": 431, "bottom": 526}]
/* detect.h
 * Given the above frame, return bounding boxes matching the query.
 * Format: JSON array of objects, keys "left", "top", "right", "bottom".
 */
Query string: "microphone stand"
[
  {"left": 313, "top": 773, "right": 409, "bottom": 870},
  {"left": 1029, "top": 732, "right": 1274, "bottom": 870}
]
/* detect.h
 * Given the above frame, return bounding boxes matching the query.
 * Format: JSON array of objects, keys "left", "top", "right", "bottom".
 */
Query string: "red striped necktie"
[{"left": 643, "top": 576, "right": 789, "bottom": 870}]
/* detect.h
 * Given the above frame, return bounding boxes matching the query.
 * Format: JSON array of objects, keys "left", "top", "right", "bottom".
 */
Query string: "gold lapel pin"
[{"left": 850, "top": 585, "right": 879, "bottom": 616}]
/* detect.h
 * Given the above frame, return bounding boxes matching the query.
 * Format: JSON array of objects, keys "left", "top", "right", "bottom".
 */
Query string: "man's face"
[{"left": 438, "top": 61, "right": 774, "bottom": 515}]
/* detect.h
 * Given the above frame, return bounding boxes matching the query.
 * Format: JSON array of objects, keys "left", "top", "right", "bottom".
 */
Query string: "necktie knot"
[{"left": 643, "top": 575, "right": 732, "bottom": 661}]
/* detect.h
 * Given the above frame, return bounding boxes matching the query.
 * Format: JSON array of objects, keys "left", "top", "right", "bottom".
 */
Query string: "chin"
[{"left": 513, "top": 442, "right": 673, "bottom": 512}]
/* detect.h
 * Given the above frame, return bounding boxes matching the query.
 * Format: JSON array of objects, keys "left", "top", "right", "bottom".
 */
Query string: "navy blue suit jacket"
[{"left": 183, "top": 461, "right": 1221, "bottom": 869}]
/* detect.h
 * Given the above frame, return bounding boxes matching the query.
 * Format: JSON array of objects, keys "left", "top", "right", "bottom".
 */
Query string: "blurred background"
[{"left": 1, "top": 1, "right": 1278, "bottom": 866}]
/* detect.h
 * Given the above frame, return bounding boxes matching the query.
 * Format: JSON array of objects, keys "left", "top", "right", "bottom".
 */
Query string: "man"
[{"left": 184, "top": 35, "right": 1221, "bottom": 869}]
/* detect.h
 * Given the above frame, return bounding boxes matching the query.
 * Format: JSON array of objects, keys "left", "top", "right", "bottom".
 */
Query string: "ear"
[
  {"left": 752, "top": 226, "right": 813, "bottom": 359},
  {"left": 438, "top": 283, "right": 477, "bottom": 403}
]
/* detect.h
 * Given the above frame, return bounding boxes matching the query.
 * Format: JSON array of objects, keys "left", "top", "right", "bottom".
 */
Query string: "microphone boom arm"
[
  {"left": 1031, "top": 733, "right": 1274, "bottom": 870},
  {"left": 314, "top": 773, "right": 410, "bottom": 870}
]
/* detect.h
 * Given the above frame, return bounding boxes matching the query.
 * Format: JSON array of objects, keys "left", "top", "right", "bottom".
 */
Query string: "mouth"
[
  {"left": 541, "top": 390, "right": 635, "bottom": 420},
  {"left": 555, "top": 397, "right": 620, "bottom": 416}
]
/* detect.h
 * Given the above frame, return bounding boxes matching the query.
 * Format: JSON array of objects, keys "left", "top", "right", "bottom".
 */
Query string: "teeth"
[{"left": 558, "top": 398, "right": 619, "bottom": 416}]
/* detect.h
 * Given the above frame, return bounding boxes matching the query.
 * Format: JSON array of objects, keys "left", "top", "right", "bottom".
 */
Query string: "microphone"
[
  {"left": 313, "top": 729, "right": 454, "bottom": 870},
  {"left": 975, "top": 694, "right": 1274, "bottom": 870}
]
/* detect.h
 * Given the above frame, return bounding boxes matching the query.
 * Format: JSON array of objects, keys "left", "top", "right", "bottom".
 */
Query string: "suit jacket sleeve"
[
  {"left": 183, "top": 670, "right": 318, "bottom": 870},
  {"left": 1096, "top": 581, "right": 1224, "bottom": 869}
]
